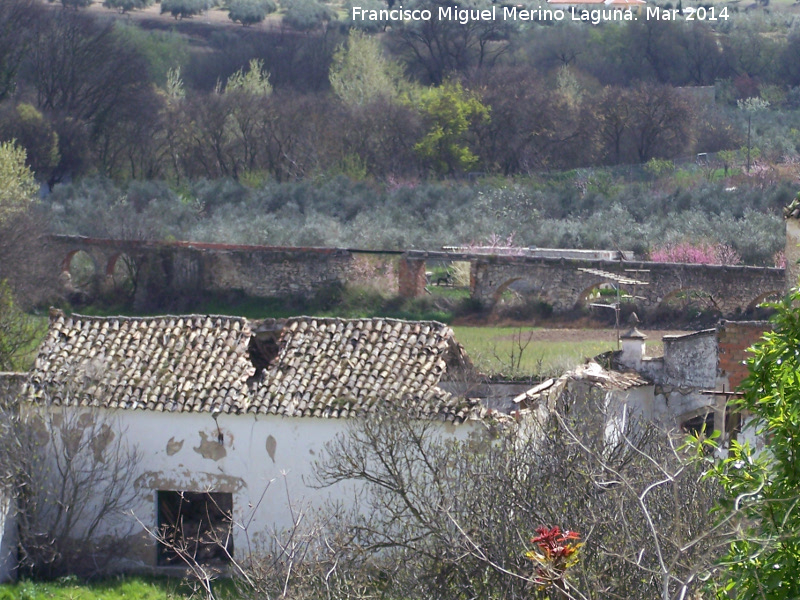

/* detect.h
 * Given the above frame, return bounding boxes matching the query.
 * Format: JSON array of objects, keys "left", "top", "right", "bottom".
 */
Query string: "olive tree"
[
  {"left": 227, "top": 0, "right": 276, "bottom": 25},
  {"left": 102, "top": 0, "right": 154, "bottom": 12},
  {"left": 161, "top": 0, "right": 217, "bottom": 19},
  {"left": 282, "top": 0, "right": 335, "bottom": 32}
]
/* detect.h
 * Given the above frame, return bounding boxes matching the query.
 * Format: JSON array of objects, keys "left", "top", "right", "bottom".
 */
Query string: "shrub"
[
  {"left": 102, "top": 0, "right": 154, "bottom": 12},
  {"left": 496, "top": 296, "right": 554, "bottom": 322},
  {"left": 227, "top": 0, "right": 276, "bottom": 26},
  {"left": 282, "top": 0, "right": 335, "bottom": 31},
  {"left": 161, "top": 0, "right": 216, "bottom": 19},
  {"left": 0, "top": 403, "right": 141, "bottom": 579},
  {"left": 312, "top": 405, "right": 723, "bottom": 600}
]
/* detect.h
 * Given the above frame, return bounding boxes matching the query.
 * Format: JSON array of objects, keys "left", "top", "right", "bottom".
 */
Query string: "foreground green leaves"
[{"left": 705, "top": 290, "right": 800, "bottom": 599}]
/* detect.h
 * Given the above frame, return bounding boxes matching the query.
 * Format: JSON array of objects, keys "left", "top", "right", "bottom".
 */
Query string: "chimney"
[{"left": 619, "top": 327, "right": 647, "bottom": 370}]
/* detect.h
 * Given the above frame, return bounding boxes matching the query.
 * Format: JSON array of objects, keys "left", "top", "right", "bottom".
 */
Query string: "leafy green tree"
[
  {"left": 282, "top": 0, "right": 335, "bottom": 31},
  {"left": 0, "top": 281, "right": 39, "bottom": 371},
  {"left": 706, "top": 289, "right": 800, "bottom": 599},
  {"left": 161, "top": 0, "right": 216, "bottom": 19},
  {"left": 0, "top": 140, "right": 46, "bottom": 339},
  {"left": 227, "top": 0, "right": 276, "bottom": 25},
  {"left": 49, "top": 0, "right": 92, "bottom": 8},
  {"left": 414, "top": 81, "right": 489, "bottom": 175},
  {"left": 329, "top": 30, "right": 404, "bottom": 106},
  {"left": 225, "top": 58, "right": 272, "bottom": 96},
  {"left": 113, "top": 23, "right": 190, "bottom": 87},
  {"left": 0, "top": 141, "right": 37, "bottom": 223},
  {"left": 0, "top": 104, "right": 60, "bottom": 180},
  {"left": 102, "top": 0, "right": 153, "bottom": 12}
]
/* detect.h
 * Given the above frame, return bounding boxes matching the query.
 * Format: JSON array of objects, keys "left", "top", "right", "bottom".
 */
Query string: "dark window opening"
[
  {"left": 682, "top": 412, "right": 715, "bottom": 437},
  {"left": 157, "top": 491, "right": 233, "bottom": 566}
]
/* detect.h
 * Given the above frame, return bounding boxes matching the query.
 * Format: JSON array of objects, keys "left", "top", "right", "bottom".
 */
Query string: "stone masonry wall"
[
  {"left": 45, "top": 237, "right": 357, "bottom": 311},
  {"left": 468, "top": 256, "right": 784, "bottom": 316},
  {"left": 398, "top": 258, "right": 427, "bottom": 298},
  {"left": 45, "top": 237, "right": 785, "bottom": 316}
]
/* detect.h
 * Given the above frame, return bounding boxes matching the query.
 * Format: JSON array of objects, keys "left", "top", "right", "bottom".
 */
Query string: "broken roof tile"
[{"left": 25, "top": 312, "right": 483, "bottom": 423}]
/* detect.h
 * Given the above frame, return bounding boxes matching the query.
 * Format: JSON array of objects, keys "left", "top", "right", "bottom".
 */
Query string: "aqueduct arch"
[{"left": 35, "top": 237, "right": 788, "bottom": 317}]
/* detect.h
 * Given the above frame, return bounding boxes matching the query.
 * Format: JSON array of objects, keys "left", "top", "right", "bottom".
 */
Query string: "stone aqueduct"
[{"left": 46, "top": 235, "right": 785, "bottom": 316}]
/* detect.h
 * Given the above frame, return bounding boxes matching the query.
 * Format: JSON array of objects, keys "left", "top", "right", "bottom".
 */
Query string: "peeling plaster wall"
[
  {"left": 602, "top": 387, "right": 656, "bottom": 446},
  {"left": 0, "top": 374, "right": 22, "bottom": 582},
  {"left": 87, "top": 409, "right": 482, "bottom": 570},
  {"left": 630, "top": 331, "right": 719, "bottom": 428},
  {"left": 0, "top": 492, "right": 16, "bottom": 583},
  {"left": 652, "top": 386, "right": 716, "bottom": 429},
  {"left": 661, "top": 331, "right": 717, "bottom": 389}
]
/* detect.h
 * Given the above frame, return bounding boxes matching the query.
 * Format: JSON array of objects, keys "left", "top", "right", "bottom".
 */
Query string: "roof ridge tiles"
[
  {"left": 29, "top": 312, "right": 484, "bottom": 423},
  {"left": 50, "top": 310, "right": 249, "bottom": 325}
]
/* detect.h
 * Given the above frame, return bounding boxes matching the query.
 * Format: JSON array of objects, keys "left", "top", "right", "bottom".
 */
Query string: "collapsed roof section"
[{"left": 24, "top": 311, "right": 485, "bottom": 423}]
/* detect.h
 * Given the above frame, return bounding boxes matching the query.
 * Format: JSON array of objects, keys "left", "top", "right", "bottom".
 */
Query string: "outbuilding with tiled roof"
[{"left": 17, "top": 310, "right": 498, "bottom": 571}]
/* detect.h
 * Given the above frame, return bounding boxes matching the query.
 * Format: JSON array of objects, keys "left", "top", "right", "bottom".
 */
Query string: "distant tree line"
[
  {"left": 4, "top": 0, "right": 800, "bottom": 185},
  {"left": 46, "top": 174, "right": 789, "bottom": 264}
]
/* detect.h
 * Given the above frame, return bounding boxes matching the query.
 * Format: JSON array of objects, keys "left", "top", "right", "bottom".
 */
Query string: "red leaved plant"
[{"left": 525, "top": 526, "right": 582, "bottom": 591}]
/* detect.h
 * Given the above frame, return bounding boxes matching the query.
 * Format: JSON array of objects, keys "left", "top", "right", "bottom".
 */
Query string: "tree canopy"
[
  {"left": 414, "top": 81, "right": 489, "bottom": 175},
  {"left": 707, "top": 285, "right": 800, "bottom": 598},
  {"left": 282, "top": 0, "right": 335, "bottom": 32},
  {"left": 161, "top": 0, "right": 216, "bottom": 19},
  {"left": 102, "top": 0, "right": 154, "bottom": 13},
  {"left": 329, "top": 31, "right": 404, "bottom": 107},
  {"left": 227, "top": 0, "right": 276, "bottom": 25},
  {"left": 0, "top": 141, "right": 37, "bottom": 223}
]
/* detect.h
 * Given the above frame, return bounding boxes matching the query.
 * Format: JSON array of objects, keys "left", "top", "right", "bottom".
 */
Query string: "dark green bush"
[
  {"left": 161, "top": 0, "right": 216, "bottom": 19},
  {"left": 282, "top": 0, "right": 335, "bottom": 31},
  {"left": 227, "top": 0, "right": 276, "bottom": 25}
]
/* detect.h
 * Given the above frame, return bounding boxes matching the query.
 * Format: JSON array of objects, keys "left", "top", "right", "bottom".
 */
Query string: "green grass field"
[
  {"left": 0, "top": 576, "right": 193, "bottom": 600},
  {"left": 452, "top": 326, "right": 618, "bottom": 377}
]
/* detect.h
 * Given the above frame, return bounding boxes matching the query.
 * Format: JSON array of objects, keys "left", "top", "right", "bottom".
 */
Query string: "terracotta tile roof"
[
  {"left": 24, "top": 312, "right": 483, "bottom": 423},
  {"left": 26, "top": 312, "right": 254, "bottom": 414},
  {"left": 250, "top": 318, "right": 478, "bottom": 421}
]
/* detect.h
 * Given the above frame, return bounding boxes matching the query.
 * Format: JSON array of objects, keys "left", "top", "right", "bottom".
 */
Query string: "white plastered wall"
[{"left": 82, "top": 408, "right": 481, "bottom": 570}]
